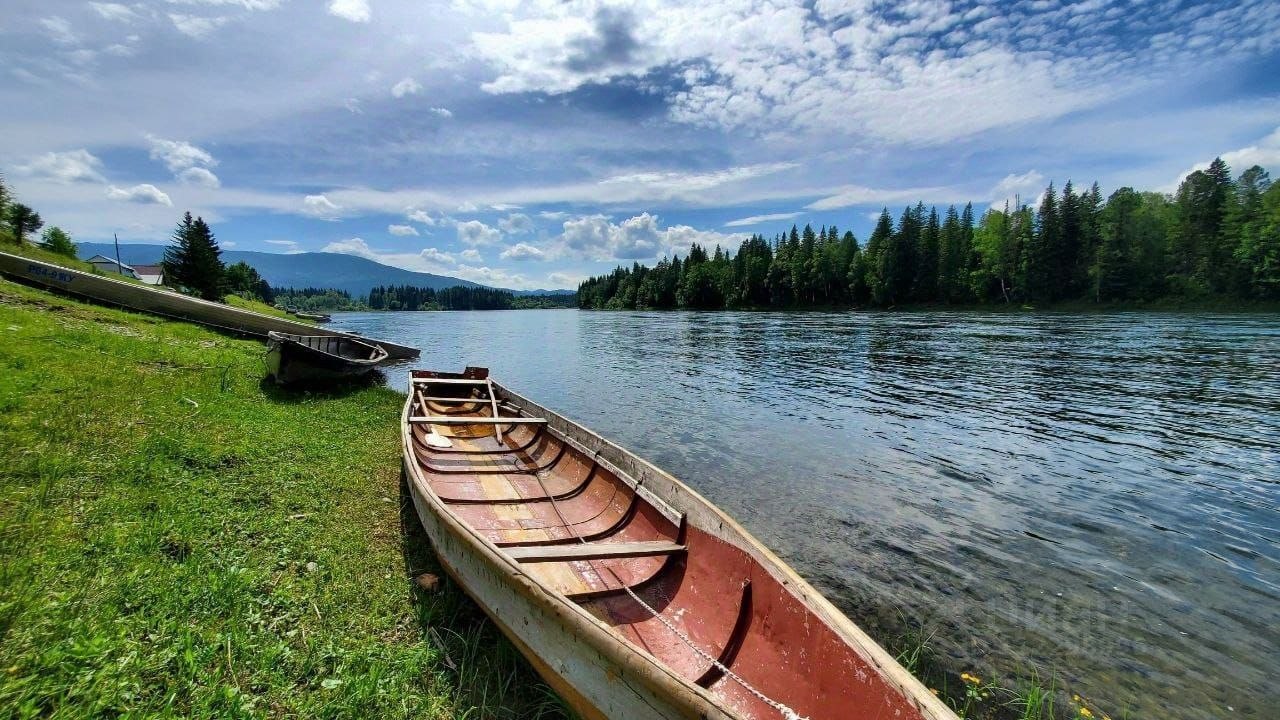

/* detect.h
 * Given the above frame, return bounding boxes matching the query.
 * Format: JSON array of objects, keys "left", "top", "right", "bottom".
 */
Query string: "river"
[{"left": 330, "top": 309, "right": 1279, "bottom": 720}]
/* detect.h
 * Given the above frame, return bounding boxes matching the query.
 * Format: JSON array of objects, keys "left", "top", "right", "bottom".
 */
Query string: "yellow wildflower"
[
  {"left": 960, "top": 672, "right": 982, "bottom": 685},
  {"left": 1080, "top": 709, "right": 1094, "bottom": 718}
]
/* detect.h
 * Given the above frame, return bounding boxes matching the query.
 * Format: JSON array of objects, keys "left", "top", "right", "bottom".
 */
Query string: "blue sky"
[{"left": 2, "top": 0, "right": 1279, "bottom": 289}]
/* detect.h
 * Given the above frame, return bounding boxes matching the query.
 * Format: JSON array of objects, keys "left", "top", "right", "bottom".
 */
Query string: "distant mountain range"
[{"left": 76, "top": 243, "right": 573, "bottom": 298}]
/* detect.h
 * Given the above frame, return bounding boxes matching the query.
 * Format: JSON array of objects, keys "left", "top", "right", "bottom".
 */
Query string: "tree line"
[
  {"left": 273, "top": 287, "right": 365, "bottom": 311},
  {"left": 368, "top": 284, "right": 517, "bottom": 310},
  {"left": 578, "top": 158, "right": 1279, "bottom": 309}
]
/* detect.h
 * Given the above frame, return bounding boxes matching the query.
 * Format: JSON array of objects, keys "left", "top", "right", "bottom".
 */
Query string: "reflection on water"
[{"left": 334, "top": 309, "right": 1280, "bottom": 720}]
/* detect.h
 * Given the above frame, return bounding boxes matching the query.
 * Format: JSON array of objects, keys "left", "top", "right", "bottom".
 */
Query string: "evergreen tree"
[
  {"left": 8, "top": 203, "right": 43, "bottom": 244},
  {"left": 938, "top": 205, "right": 963, "bottom": 302},
  {"left": 1026, "top": 183, "right": 1061, "bottom": 302},
  {"left": 38, "top": 226, "right": 76, "bottom": 257},
  {"left": 164, "top": 212, "right": 226, "bottom": 301},
  {"left": 916, "top": 206, "right": 940, "bottom": 302}
]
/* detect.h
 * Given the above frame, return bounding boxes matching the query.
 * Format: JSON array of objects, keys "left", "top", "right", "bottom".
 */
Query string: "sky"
[{"left": 2, "top": 0, "right": 1279, "bottom": 290}]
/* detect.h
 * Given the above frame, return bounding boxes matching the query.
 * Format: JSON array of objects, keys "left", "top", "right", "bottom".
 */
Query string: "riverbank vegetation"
[
  {"left": 0, "top": 277, "right": 567, "bottom": 718},
  {"left": 579, "top": 158, "right": 1279, "bottom": 310},
  {"left": 368, "top": 284, "right": 574, "bottom": 311}
]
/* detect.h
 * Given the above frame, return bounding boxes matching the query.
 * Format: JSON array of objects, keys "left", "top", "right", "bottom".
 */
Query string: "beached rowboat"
[
  {"left": 265, "top": 331, "right": 388, "bottom": 385},
  {"left": 401, "top": 367, "right": 957, "bottom": 720}
]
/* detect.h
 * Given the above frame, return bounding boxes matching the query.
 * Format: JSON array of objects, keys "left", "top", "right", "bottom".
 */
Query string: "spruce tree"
[{"left": 164, "top": 212, "right": 226, "bottom": 301}]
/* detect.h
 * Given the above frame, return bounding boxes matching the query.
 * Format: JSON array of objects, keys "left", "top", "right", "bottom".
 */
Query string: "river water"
[{"left": 330, "top": 309, "right": 1279, "bottom": 720}]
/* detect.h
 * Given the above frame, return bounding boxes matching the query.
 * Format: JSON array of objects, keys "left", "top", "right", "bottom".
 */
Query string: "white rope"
[{"left": 528, "top": 453, "right": 808, "bottom": 720}]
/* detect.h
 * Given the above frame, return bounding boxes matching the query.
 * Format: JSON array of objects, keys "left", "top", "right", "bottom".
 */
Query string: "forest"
[
  {"left": 578, "top": 159, "right": 1279, "bottom": 309},
  {"left": 368, "top": 284, "right": 516, "bottom": 310}
]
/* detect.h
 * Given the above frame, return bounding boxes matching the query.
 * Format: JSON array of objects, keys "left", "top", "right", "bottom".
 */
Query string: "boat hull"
[
  {"left": 402, "top": 371, "right": 957, "bottom": 720},
  {"left": 0, "top": 251, "right": 417, "bottom": 360},
  {"left": 265, "top": 333, "right": 387, "bottom": 385},
  {"left": 404, "top": 468, "right": 710, "bottom": 719}
]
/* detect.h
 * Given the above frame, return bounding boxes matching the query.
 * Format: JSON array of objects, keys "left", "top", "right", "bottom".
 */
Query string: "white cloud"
[
  {"left": 556, "top": 212, "right": 743, "bottom": 261},
  {"left": 391, "top": 77, "right": 421, "bottom": 98},
  {"left": 89, "top": 3, "right": 138, "bottom": 22},
  {"left": 40, "top": 16, "right": 78, "bottom": 45},
  {"left": 343, "top": 98, "right": 362, "bottom": 114},
  {"left": 429, "top": 107, "right": 453, "bottom": 118},
  {"left": 457, "top": 219, "right": 501, "bottom": 246},
  {"left": 327, "top": 0, "right": 370, "bottom": 23},
  {"left": 724, "top": 211, "right": 801, "bottom": 227},
  {"left": 406, "top": 208, "right": 438, "bottom": 225},
  {"left": 1169, "top": 125, "right": 1280, "bottom": 190},
  {"left": 169, "top": 14, "right": 230, "bottom": 38},
  {"left": 19, "top": 149, "right": 105, "bottom": 184},
  {"left": 547, "top": 271, "right": 584, "bottom": 288},
  {"left": 806, "top": 184, "right": 952, "bottom": 211},
  {"left": 147, "top": 135, "right": 217, "bottom": 172},
  {"left": 266, "top": 239, "right": 301, "bottom": 252},
  {"left": 388, "top": 223, "right": 419, "bottom": 236},
  {"left": 460, "top": 248, "right": 482, "bottom": 262},
  {"left": 322, "top": 237, "right": 378, "bottom": 257},
  {"left": 419, "top": 247, "right": 457, "bottom": 266},
  {"left": 465, "top": 0, "right": 1278, "bottom": 145},
  {"left": 178, "top": 167, "right": 221, "bottom": 188},
  {"left": 498, "top": 212, "right": 533, "bottom": 234},
  {"left": 988, "top": 170, "right": 1046, "bottom": 209},
  {"left": 302, "top": 194, "right": 343, "bottom": 220},
  {"left": 106, "top": 184, "right": 172, "bottom": 206},
  {"left": 500, "top": 242, "right": 546, "bottom": 261}
]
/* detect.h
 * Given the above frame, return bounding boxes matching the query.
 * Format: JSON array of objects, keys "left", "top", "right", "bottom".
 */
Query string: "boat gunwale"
[
  {"left": 402, "top": 375, "right": 958, "bottom": 720},
  {"left": 266, "top": 331, "right": 389, "bottom": 366}
]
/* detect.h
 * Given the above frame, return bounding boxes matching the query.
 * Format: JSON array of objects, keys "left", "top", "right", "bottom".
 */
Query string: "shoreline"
[{"left": 0, "top": 275, "right": 1130, "bottom": 720}]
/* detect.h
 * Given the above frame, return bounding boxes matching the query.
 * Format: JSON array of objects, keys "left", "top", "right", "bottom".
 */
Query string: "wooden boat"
[
  {"left": 0, "top": 251, "right": 418, "bottom": 360},
  {"left": 265, "top": 331, "right": 388, "bottom": 385},
  {"left": 401, "top": 367, "right": 957, "bottom": 720}
]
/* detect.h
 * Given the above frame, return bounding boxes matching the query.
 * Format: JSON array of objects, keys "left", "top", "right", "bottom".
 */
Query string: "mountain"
[{"left": 76, "top": 243, "right": 573, "bottom": 297}]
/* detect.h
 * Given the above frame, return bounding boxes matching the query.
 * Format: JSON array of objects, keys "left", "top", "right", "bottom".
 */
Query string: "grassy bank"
[
  {"left": 0, "top": 271, "right": 1115, "bottom": 720},
  {"left": 0, "top": 277, "right": 566, "bottom": 719}
]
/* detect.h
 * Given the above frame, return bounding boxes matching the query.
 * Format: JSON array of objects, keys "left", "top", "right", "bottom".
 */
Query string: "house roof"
[
  {"left": 131, "top": 264, "right": 164, "bottom": 275},
  {"left": 86, "top": 255, "right": 134, "bottom": 271}
]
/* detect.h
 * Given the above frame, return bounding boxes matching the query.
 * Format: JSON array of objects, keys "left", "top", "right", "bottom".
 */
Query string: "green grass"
[
  {"left": 222, "top": 294, "right": 314, "bottom": 324},
  {"left": 1, "top": 241, "right": 97, "bottom": 274},
  {"left": 0, "top": 277, "right": 567, "bottom": 719}
]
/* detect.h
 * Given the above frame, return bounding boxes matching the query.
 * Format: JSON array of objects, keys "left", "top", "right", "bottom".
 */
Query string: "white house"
[
  {"left": 84, "top": 256, "right": 166, "bottom": 285},
  {"left": 86, "top": 255, "right": 138, "bottom": 279},
  {"left": 130, "top": 264, "right": 165, "bottom": 285}
]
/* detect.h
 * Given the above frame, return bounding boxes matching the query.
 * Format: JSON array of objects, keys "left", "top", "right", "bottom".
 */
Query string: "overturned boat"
[
  {"left": 401, "top": 367, "right": 956, "bottom": 720},
  {"left": 265, "top": 331, "right": 387, "bottom": 385}
]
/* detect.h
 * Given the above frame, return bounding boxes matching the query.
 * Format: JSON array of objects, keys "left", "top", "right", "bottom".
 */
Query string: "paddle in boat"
[
  {"left": 402, "top": 367, "right": 958, "bottom": 720},
  {"left": 265, "top": 331, "right": 388, "bottom": 385}
]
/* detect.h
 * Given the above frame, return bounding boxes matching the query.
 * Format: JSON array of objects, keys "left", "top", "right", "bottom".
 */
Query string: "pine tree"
[{"left": 8, "top": 203, "right": 43, "bottom": 244}]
